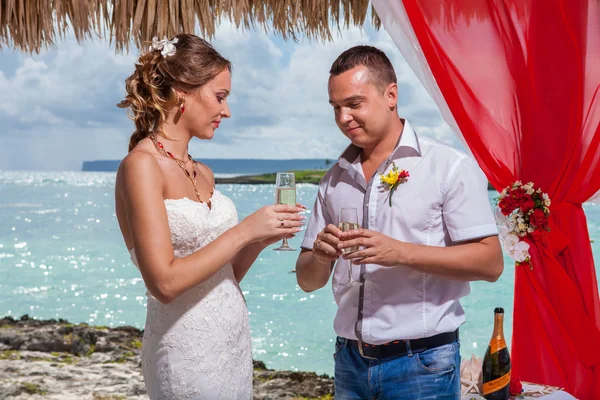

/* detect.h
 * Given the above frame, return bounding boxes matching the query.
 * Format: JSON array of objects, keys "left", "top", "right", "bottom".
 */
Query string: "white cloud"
[{"left": 0, "top": 20, "right": 459, "bottom": 171}]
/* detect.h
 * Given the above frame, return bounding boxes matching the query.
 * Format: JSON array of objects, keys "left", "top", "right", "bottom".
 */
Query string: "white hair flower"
[{"left": 151, "top": 35, "right": 179, "bottom": 57}]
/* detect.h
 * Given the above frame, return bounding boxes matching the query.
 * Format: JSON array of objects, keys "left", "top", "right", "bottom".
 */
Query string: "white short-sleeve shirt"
[{"left": 301, "top": 120, "right": 498, "bottom": 344}]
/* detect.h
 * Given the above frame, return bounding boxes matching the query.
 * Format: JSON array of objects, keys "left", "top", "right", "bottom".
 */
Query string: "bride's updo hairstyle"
[{"left": 118, "top": 34, "right": 231, "bottom": 152}]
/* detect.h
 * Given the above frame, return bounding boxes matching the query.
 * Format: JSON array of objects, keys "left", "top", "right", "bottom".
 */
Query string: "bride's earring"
[{"left": 180, "top": 96, "right": 186, "bottom": 115}]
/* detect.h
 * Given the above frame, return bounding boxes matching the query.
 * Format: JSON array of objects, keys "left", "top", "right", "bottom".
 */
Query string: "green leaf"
[{"left": 389, "top": 185, "right": 397, "bottom": 207}]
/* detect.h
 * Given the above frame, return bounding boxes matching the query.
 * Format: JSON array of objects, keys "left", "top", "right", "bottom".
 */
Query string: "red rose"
[
  {"left": 510, "top": 375, "right": 523, "bottom": 396},
  {"left": 530, "top": 208, "right": 547, "bottom": 228},
  {"left": 498, "top": 197, "right": 515, "bottom": 216},
  {"left": 511, "top": 188, "right": 527, "bottom": 205},
  {"left": 520, "top": 197, "right": 535, "bottom": 213}
]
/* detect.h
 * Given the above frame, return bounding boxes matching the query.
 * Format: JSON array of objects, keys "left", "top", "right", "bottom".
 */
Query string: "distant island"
[
  {"left": 82, "top": 159, "right": 495, "bottom": 189},
  {"left": 217, "top": 171, "right": 496, "bottom": 189},
  {"left": 82, "top": 159, "right": 334, "bottom": 173},
  {"left": 216, "top": 170, "right": 326, "bottom": 185}
]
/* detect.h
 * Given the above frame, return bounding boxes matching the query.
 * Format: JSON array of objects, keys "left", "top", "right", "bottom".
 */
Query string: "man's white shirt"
[{"left": 301, "top": 120, "right": 498, "bottom": 344}]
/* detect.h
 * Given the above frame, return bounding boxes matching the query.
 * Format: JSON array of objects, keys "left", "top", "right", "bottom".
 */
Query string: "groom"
[{"left": 296, "top": 45, "right": 503, "bottom": 399}]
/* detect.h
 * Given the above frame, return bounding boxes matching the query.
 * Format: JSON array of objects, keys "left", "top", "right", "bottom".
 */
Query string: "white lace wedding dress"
[{"left": 129, "top": 190, "right": 253, "bottom": 399}]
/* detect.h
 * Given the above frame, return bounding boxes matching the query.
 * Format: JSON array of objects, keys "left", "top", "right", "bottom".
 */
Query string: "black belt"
[{"left": 346, "top": 329, "right": 459, "bottom": 360}]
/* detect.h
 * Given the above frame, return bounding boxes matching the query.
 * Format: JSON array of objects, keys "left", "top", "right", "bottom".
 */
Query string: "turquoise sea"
[{"left": 1, "top": 170, "right": 599, "bottom": 376}]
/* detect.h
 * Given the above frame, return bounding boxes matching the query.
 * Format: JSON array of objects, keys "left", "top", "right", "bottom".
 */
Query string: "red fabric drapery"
[{"left": 400, "top": 0, "right": 600, "bottom": 397}]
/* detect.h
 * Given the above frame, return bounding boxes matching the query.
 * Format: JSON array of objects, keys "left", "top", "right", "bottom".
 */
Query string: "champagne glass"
[
  {"left": 273, "top": 172, "right": 297, "bottom": 251},
  {"left": 338, "top": 208, "right": 362, "bottom": 287}
]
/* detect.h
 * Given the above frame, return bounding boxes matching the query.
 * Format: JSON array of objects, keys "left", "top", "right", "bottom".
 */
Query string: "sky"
[{"left": 0, "top": 19, "right": 460, "bottom": 171}]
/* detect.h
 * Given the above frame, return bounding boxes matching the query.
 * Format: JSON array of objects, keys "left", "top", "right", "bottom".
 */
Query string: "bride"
[{"left": 114, "top": 34, "right": 304, "bottom": 399}]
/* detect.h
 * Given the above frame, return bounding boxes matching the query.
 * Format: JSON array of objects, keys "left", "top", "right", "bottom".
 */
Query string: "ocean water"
[
  {"left": 1, "top": 170, "right": 599, "bottom": 376},
  {"left": 82, "top": 159, "right": 334, "bottom": 173}
]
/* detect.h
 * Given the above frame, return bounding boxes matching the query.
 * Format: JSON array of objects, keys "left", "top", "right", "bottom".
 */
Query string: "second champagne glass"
[
  {"left": 273, "top": 172, "right": 297, "bottom": 251},
  {"left": 338, "top": 207, "right": 362, "bottom": 287}
]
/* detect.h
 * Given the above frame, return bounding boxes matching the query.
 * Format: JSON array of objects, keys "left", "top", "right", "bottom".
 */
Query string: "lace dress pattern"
[{"left": 129, "top": 190, "right": 253, "bottom": 399}]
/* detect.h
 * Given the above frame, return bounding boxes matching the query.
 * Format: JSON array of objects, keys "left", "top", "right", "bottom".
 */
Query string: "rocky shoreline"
[{"left": 0, "top": 315, "right": 333, "bottom": 400}]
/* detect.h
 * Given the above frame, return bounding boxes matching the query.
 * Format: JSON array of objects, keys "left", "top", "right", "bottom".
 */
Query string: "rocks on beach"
[{"left": 0, "top": 315, "right": 333, "bottom": 400}]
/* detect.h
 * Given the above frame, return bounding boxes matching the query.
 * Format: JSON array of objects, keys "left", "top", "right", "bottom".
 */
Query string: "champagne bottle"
[{"left": 482, "top": 307, "right": 511, "bottom": 400}]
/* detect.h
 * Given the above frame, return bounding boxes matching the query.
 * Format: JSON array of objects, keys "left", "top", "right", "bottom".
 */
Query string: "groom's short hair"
[{"left": 329, "top": 46, "right": 397, "bottom": 92}]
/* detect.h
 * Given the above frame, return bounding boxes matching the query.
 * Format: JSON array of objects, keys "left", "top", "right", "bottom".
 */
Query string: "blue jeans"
[{"left": 333, "top": 337, "right": 461, "bottom": 399}]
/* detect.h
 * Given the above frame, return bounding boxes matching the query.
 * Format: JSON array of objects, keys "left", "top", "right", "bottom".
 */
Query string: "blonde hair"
[{"left": 118, "top": 34, "right": 231, "bottom": 152}]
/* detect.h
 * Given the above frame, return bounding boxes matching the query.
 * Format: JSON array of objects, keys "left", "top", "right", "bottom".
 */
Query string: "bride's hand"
[
  {"left": 240, "top": 204, "right": 305, "bottom": 245},
  {"left": 256, "top": 203, "right": 308, "bottom": 247}
]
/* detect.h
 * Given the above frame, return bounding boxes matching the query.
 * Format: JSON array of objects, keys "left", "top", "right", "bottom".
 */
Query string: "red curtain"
[{"left": 401, "top": 0, "right": 600, "bottom": 397}]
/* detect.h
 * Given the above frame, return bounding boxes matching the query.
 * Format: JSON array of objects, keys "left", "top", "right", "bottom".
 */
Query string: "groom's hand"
[
  {"left": 312, "top": 224, "right": 343, "bottom": 264},
  {"left": 338, "top": 228, "right": 407, "bottom": 267}
]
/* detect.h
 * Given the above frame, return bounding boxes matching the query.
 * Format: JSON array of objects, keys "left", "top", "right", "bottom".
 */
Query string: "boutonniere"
[{"left": 380, "top": 162, "right": 409, "bottom": 207}]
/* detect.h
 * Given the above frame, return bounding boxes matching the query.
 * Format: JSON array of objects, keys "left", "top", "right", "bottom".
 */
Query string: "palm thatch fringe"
[{"left": 0, "top": 0, "right": 381, "bottom": 54}]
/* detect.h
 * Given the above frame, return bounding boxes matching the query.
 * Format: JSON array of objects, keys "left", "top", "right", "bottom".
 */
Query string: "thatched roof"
[{"left": 0, "top": 0, "right": 380, "bottom": 54}]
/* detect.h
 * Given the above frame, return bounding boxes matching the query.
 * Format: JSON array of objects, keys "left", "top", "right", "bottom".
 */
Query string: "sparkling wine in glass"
[
  {"left": 273, "top": 172, "right": 296, "bottom": 251},
  {"left": 339, "top": 207, "right": 362, "bottom": 286}
]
